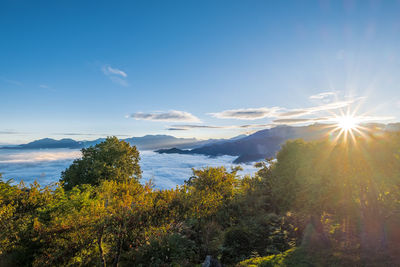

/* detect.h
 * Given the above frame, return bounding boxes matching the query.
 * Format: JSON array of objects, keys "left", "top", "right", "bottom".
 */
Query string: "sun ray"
[{"left": 327, "top": 112, "right": 365, "bottom": 143}]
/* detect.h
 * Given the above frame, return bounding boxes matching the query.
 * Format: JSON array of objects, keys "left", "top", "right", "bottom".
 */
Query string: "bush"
[
  {"left": 131, "top": 233, "right": 197, "bottom": 266},
  {"left": 237, "top": 246, "right": 379, "bottom": 267},
  {"left": 221, "top": 227, "right": 252, "bottom": 264}
]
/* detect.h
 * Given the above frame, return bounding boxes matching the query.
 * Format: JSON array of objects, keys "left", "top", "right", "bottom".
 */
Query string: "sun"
[
  {"left": 328, "top": 114, "right": 366, "bottom": 143},
  {"left": 323, "top": 101, "right": 391, "bottom": 144},
  {"left": 337, "top": 116, "right": 359, "bottom": 131}
]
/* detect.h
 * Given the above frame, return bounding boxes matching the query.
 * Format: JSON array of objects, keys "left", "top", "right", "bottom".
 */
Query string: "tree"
[
  {"left": 184, "top": 166, "right": 240, "bottom": 220},
  {"left": 256, "top": 134, "right": 400, "bottom": 256},
  {"left": 96, "top": 179, "right": 153, "bottom": 267},
  {"left": 61, "top": 137, "right": 142, "bottom": 190},
  {"left": 182, "top": 167, "right": 240, "bottom": 258}
]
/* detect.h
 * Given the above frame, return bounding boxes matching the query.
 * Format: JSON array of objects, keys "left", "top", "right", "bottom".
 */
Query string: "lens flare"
[
  {"left": 336, "top": 116, "right": 359, "bottom": 131},
  {"left": 328, "top": 113, "right": 366, "bottom": 144}
]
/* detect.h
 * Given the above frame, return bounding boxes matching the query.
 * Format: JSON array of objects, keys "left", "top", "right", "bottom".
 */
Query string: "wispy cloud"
[
  {"left": 209, "top": 107, "right": 280, "bottom": 120},
  {"left": 171, "top": 96, "right": 377, "bottom": 130},
  {"left": 102, "top": 65, "right": 128, "bottom": 86},
  {"left": 309, "top": 91, "right": 337, "bottom": 100},
  {"left": 0, "top": 76, "right": 23, "bottom": 86},
  {"left": 276, "top": 98, "right": 363, "bottom": 118},
  {"left": 167, "top": 124, "right": 225, "bottom": 130},
  {"left": 167, "top": 123, "right": 273, "bottom": 131},
  {"left": 276, "top": 110, "right": 309, "bottom": 117},
  {"left": 168, "top": 124, "right": 222, "bottom": 130},
  {"left": 0, "top": 130, "right": 20, "bottom": 135},
  {"left": 109, "top": 76, "right": 129, "bottom": 86},
  {"left": 166, "top": 127, "right": 190, "bottom": 131},
  {"left": 52, "top": 132, "right": 131, "bottom": 137},
  {"left": 210, "top": 99, "right": 357, "bottom": 121},
  {"left": 170, "top": 114, "right": 394, "bottom": 131},
  {"left": 39, "top": 84, "right": 57, "bottom": 92},
  {"left": 128, "top": 110, "right": 201, "bottom": 123},
  {"left": 237, "top": 124, "right": 274, "bottom": 129},
  {"left": 351, "top": 115, "right": 395, "bottom": 122},
  {"left": 167, "top": 98, "right": 368, "bottom": 130},
  {"left": 273, "top": 118, "right": 328, "bottom": 125},
  {"left": 102, "top": 65, "right": 127, "bottom": 78},
  {"left": 127, "top": 93, "right": 391, "bottom": 134},
  {"left": 273, "top": 115, "right": 394, "bottom": 125}
]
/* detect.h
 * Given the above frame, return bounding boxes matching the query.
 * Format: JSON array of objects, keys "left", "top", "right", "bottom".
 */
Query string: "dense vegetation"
[{"left": 2, "top": 133, "right": 400, "bottom": 266}]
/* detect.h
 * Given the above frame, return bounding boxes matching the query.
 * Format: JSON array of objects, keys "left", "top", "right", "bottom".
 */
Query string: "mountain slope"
[
  {"left": 123, "top": 135, "right": 199, "bottom": 150},
  {"left": 0, "top": 135, "right": 208, "bottom": 151},
  {"left": 0, "top": 138, "right": 83, "bottom": 149},
  {"left": 157, "top": 124, "right": 338, "bottom": 163}
]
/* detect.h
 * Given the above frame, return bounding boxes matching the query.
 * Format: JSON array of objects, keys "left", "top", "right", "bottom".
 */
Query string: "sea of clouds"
[{"left": 0, "top": 149, "right": 258, "bottom": 189}]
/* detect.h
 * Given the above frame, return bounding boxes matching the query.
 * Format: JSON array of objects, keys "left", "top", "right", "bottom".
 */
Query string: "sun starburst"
[
  {"left": 337, "top": 116, "right": 358, "bottom": 131},
  {"left": 327, "top": 110, "right": 369, "bottom": 144}
]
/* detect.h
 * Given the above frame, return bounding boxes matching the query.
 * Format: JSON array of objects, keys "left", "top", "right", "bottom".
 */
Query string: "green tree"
[
  {"left": 182, "top": 167, "right": 240, "bottom": 258},
  {"left": 61, "top": 137, "right": 141, "bottom": 190},
  {"left": 0, "top": 178, "right": 58, "bottom": 266},
  {"left": 96, "top": 179, "right": 153, "bottom": 267},
  {"left": 256, "top": 134, "right": 400, "bottom": 257}
]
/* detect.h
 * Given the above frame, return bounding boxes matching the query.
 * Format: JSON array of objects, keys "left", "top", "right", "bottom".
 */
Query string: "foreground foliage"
[{"left": 2, "top": 132, "right": 400, "bottom": 266}]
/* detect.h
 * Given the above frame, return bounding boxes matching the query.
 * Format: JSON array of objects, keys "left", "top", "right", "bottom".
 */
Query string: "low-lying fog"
[{"left": 0, "top": 149, "right": 258, "bottom": 189}]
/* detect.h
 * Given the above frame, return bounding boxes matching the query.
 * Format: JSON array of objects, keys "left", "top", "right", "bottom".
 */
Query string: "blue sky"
[{"left": 1, "top": 0, "right": 400, "bottom": 144}]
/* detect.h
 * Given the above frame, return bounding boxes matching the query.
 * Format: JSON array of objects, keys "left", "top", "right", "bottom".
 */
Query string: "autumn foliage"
[{"left": 2, "top": 133, "right": 400, "bottom": 266}]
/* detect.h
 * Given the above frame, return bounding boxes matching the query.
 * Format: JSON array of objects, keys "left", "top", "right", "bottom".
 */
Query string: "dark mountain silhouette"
[
  {"left": 0, "top": 135, "right": 217, "bottom": 151},
  {"left": 123, "top": 135, "right": 199, "bottom": 150},
  {"left": 157, "top": 124, "right": 386, "bottom": 163},
  {"left": 385, "top": 123, "right": 400, "bottom": 132},
  {"left": 0, "top": 138, "right": 83, "bottom": 149},
  {"left": 2, "top": 124, "right": 394, "bottom": 163}
]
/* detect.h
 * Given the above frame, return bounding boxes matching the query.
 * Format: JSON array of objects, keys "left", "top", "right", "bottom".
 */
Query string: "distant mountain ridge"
[
  {"left": 0, "top": 135, "right": 225, "bottom": 151},
  {"left": 3, "top": 123, "right": 399, "bottom": 164},
  {"left": 157, "top": 123, "right": 396, "bottom": 163},
  {"left": 0, "top": 138, "right": 83, "bottom": 149}
]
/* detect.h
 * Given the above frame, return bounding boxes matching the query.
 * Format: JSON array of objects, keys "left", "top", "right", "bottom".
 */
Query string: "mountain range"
[
  {"left": 157, "top": 123, "right": 400, "bottom": 163},
  {"left": 0, "top": 135, "right": 227, "bottom": 151},
  {"left": 2, "top": 123, "right": 400, "bottom": 164}
]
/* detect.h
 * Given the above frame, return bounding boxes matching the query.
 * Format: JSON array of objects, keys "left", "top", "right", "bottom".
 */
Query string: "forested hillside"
[{"left": 1, "top": 134, "right": 400, "bottom": 266}]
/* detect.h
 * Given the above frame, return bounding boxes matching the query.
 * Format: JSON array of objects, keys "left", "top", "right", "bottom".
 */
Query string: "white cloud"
[
  {"left": 277, "top": 99, "right": 362, "bottom": 118},
  {"left": 209, "top": 100, "right": 356, "bottom": 122},
  {"left": 309, "top": 91, "right": 337, "bottom": 100},
  {"left": 0, "top": 130, "right": 20, "bottom": 135},
  {"left": 303, "top": 100, "right": 354, "bottom": 113},
  {"left": 102, "top": 65, "right": 128, "bottom": 86},
  {"left": 273, "top": 115, "right": 394, "bottom": 125},
  {"left": 167, "top": 124, "right": 223, "bottom": 130},
  {"left": 39, "top": 84, "right": 56, "bottom": 91},
  {"left": 140, "top": 151, "right": 257, "bottom": 189},
  {"left": 346, "top": 115, "right": 395, "bottom": 123},
  {"left": 0, "top": 149, "right": 81, "bottom": 185},
  {"left": 273, "top": 118, "right": 328, "bottom": 125},
  {"left": 0, "top": 150, "right": 257, "bottom": 189},
  {"left": 0, "top": 76, "right": 23, "bottom": 86},
  {"left": 167, "top": 123, "right": 274, "bottom": 131},
  {"left": 109, "top": 76, "right": 129, "bottom": 87},
  {"left": 128, "top": 110, "right": 201, "bottom": 123},
  {"left": 209, "top": 107, "right": 280, "bottom": 120},
  {"left": 276, "top": 109, "right": 310, "bottom": 118},
  {"left": 102, "top": 65, "right": 127, "bottom": 77}
]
